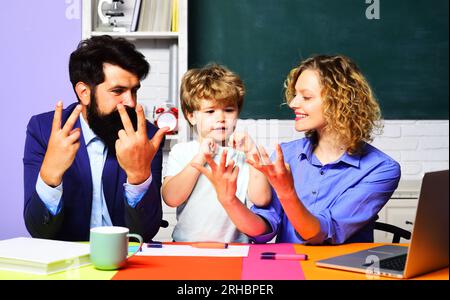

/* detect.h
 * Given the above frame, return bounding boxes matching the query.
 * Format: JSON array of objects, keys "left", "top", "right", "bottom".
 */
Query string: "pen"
[
  {"left": 260, "top": 252, "right": 308, "bottom": 261},
  {"left": 147, "top": 241, "right": 163, "bottom": 248},
  {"left": 191, "top": 242, "right": 229, "bottom": 249}
]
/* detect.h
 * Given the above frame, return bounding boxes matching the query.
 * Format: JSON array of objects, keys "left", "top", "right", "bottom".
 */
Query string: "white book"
[
  {"left": 161, "top": 0, "right": 172, "bottom": 32},
  {"left": 137, "top": 0, "right": 149, "bottom": 31},
  {"left": 149, "top": 0, "right": 159, "bottom": 31},
  {"left": 0, "top": 237, "right": 90, "bottom": 275}
]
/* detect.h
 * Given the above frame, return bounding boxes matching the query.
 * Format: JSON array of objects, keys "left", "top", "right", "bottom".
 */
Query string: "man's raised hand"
[
  {"left": 115, "top": 103, "right": 169, "bottom": 185},
  {"left": 40, "top": 101, "right": 82, "bottom": 187}
]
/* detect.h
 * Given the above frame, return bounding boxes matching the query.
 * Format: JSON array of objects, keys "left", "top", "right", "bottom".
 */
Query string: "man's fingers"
[
  {"left": 136, "top": 104, "right": 147, "bottom": 136},
  {"left": 117, "top": 104, "right": 135, "bottom": 134},
  {"left": 51, "top": 101, "right": 63, "bottom": 133},
  {"left": 62, "top": 104, "right": 82, "bottom": 135},
  {"left": 66, "top": 128, "right": 81, "bottom": 144},
  {"left": 118, "top": 129, "right": 127, "bottom": 141},
  {"left": 115, "top": 139, "right": 121, "bottom": 153},
  {"left": 150, "top": 126, "right": 170, "bottom": 149},
  {"left": 73, "top": 141, "right": 80, "bottom": 152}
]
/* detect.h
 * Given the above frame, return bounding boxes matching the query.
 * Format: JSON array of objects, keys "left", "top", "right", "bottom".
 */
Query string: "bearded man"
[{"left": 23, "top": 35, "right": 168, "bottom": 242}]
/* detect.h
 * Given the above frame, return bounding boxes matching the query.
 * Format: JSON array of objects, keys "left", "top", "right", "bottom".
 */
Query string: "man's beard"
[{"left": 86, "top": 93, "right": 138, "bottom": 156}]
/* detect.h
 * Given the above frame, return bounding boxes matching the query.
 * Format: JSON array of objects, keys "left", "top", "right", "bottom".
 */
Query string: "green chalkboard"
[{"left": 188, "top": 0, "right": 449, "bottom": 119}]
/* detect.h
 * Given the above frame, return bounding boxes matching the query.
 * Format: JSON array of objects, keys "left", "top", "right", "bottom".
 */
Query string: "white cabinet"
[
  {"left": 81, "top": 0, "right": 189, "bottom": 143},
  {"left": 154, "top": 203, "right": 176, "bottom": 241},
  {"left": 374, "top": 180, "right": 421, "bottom": 243}
]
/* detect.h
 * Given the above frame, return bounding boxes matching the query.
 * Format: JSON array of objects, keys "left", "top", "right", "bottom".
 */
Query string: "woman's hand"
[{"left": 246, "top": 144, "right": 296, "bottom": 199}]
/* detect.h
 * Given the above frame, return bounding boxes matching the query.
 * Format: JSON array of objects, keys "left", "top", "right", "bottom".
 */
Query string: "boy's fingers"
[
  {"left": 191, "top": 163, "right": 213, "bottom": 182},
  {"left": 62, "top": 104, "right": 82, "bottom": 135},
  {"left": 117, "top": 104, "right": 135, "bottom": 135},
  {"left": 51, "top": 101, "right": 63, "bottom": 133}
]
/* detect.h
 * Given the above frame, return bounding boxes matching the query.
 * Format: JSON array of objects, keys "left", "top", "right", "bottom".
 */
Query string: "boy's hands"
[
  {"left": 40, "top": 101, "right": 82, "bottom": 187},
  {"left": 116, "top": 103, "right": 169, "bottom": 185},
  {"left": 228, "top": 132, "right": 259, "bottom": 159},
  {"left": 199, "top": 137, "right": 218, "bottom": 158},
  {"left": 191, "top": 150, "right": 239, "bottom": 206}
]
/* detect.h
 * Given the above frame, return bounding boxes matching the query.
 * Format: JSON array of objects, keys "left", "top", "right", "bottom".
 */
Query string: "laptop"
[{"left": 316, "top": 170, "right": 449, "bottom": 279}]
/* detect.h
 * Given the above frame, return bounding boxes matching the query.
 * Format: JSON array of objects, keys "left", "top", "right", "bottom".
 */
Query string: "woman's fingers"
[{"left": 204, "top": 153, "right": 217, "bottom": 172}]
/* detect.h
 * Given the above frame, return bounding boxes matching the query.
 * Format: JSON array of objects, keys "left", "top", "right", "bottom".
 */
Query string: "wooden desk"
[{"left": 0, "top": 243, "right": 447, "bottom": 280}]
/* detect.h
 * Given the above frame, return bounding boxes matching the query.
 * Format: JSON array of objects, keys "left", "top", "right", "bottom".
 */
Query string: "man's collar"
[{"left": 79, "top": 114, "right": 98, "bottom": 146}]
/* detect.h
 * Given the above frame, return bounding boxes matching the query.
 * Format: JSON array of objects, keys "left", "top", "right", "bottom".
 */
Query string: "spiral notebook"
[{"left": 0, "top": 237, "right": 91, "bottom": 275}]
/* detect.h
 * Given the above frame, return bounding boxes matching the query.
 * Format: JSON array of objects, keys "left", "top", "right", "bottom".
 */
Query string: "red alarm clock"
[{"left": 153, "top": 103, "right": 178, "bottom": 134}]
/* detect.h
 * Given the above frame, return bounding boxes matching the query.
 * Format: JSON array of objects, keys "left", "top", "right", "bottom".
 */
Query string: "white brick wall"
[
  {"left": 374, "top": 120, "right": 449, "bottom": 180},
  {"left": 155, "top": 120, "right": 449, "bottom": 241},
  {"left": 135, "top": 39, "right": 173, "bottom": 120},
  {"left": 237, "top": 119, "right": 448, "bottom": 181}
]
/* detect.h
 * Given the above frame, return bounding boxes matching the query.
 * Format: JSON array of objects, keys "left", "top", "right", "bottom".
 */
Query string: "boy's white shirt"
[{"left": 165, "top": 140, "right": 250, "bottom": 243}]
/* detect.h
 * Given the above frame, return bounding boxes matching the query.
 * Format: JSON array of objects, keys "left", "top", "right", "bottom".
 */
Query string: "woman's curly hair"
[{"left": 284, "top": 55, "right": 382, "bottom": 154}]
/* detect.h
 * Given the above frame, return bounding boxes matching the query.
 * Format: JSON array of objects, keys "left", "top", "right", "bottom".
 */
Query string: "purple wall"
[{"left": 0, "top": 1, "right": 81, "bottom": 239}]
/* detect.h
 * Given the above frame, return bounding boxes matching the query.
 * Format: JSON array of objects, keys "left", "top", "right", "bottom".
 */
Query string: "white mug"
[{"left": 89, "top": 226, "right": 143, "bottom": 270}]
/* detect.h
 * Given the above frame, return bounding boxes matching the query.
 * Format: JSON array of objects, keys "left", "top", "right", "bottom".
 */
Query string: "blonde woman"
[{"left": 193, "top": 55, "right": 401, "bottom": 244}]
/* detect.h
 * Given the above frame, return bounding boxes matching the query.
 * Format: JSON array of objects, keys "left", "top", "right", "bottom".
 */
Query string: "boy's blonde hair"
[
  {"left": 284, "top": 55, "right": 382, "bottom": 154},
  {"left": 180, "top": 64, "right": 245, "bottom": 125}
]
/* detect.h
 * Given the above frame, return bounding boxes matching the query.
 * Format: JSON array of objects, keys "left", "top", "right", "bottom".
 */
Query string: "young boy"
[{"left": 162, "top": 64, "right": 271, "bottom": 243}]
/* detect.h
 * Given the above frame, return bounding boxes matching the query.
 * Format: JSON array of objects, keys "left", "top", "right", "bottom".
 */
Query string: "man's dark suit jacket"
[{"left": 23, "top": 102, "right": 164, "bottom": 242}]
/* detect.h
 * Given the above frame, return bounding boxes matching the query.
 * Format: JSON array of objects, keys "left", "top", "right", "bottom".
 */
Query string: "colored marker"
[
  {"left": 147, "top": 241, "right": 163, "bottom": 248},
  {"left": 260, "top": 252, "right": 308, "bottom": 261},
  {"left": 191, "top": 242, "right": 229, "bottom": 249}
]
